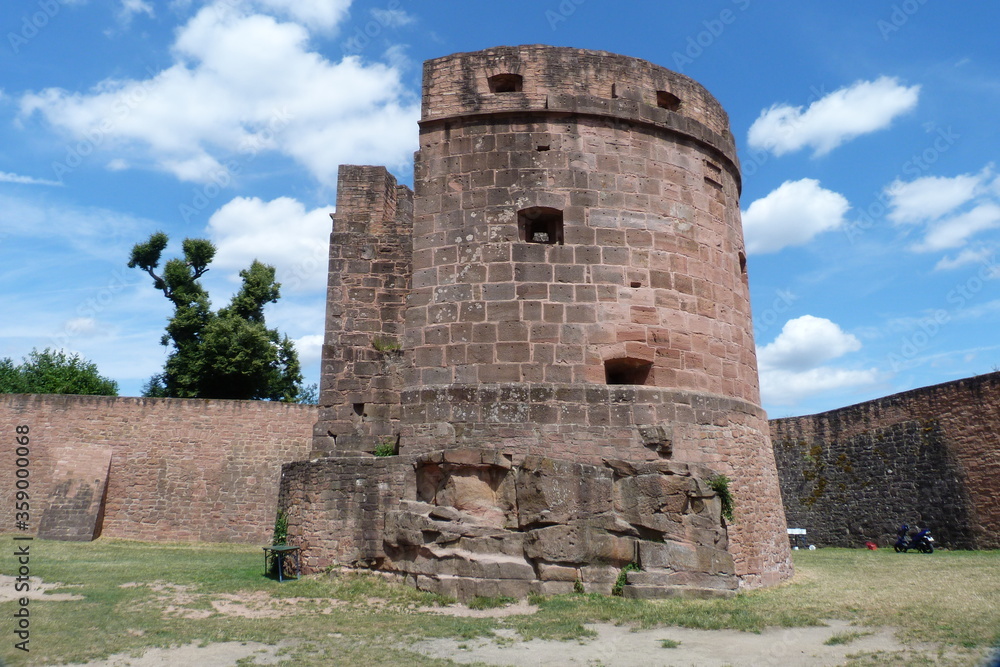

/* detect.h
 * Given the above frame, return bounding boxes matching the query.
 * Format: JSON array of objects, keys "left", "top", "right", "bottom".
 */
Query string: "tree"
[
  {"left": 0, "top": 348, "right": 118, "bottom": 395},
  {"left": 128, "top": 232, "right": 303, "bottom": 401}
]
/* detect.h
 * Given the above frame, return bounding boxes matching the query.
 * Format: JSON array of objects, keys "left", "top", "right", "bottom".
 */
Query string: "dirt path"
[
  {"left": 408, "top": 619, "right": 907, "bottom": 666},
  {"left": 52, "top": 620, "right": 944, "bottom": 667}
]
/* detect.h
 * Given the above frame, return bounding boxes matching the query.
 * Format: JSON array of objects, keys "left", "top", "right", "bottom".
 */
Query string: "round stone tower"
[
  {"left": 398, "top": 45, "right": 790, "bottom": 586},
  {"left": 301, "top": 45, "right": 792, "bottom": 591}
]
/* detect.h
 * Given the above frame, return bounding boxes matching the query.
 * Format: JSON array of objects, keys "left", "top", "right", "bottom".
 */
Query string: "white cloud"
[
  {"left": 934, "top": 246, "right": 995, "bottom": 271},
  {"left": 757, "top": 316, "right": 877, "bottom": 406},
  {"left": 760, "top": 367, "right": 879, "bottom": 406},
  {"left": 206, "top": 196, "right": 331, "bottom": 293},
  {"left": 250, "top": 0, "right": 351, "bottom": 30},
  {"left": 19, "top": 2, "right": 419, "bottom": 186},
  {"left": 886, "top": 166, "right": 1000, "bottom": 254},
  {"left": 372, "top": 7, "right": 414, "bottom": 27},
  {"left": 741, "top": 179, "right": 850, "bottom": 254},
  {"left": 0, "top": 171, "right": 62, "bottom": 186},
  {"left": 886, "top": 173, "right": 982, "bottom": 224},
  {"left": 293, "top": 333, "right": 324, "bottom": 369},
  {"left": 748, "top": 76, "right": 920, "bottom": 157},
  {"left": 118, "top": 0, "right": 154, "bottom": 24},
  {"left": 758, "top": 315, "right": 862, "bottom": 372},
  {"left": 910, "top": 203, "right": 1000, "bottom": 252}
]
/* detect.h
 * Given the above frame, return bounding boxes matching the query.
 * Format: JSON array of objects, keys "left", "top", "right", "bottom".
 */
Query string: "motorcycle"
[{"left": 894, "top": 524, "right": 934, "bottom": 553}]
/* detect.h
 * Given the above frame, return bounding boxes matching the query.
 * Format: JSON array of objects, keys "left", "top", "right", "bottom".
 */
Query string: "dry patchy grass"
[{"left": 0, "top": 537, "right": 996, "bottom": 666}]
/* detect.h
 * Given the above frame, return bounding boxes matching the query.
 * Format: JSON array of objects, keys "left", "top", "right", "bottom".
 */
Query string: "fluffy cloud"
[
  {"left": 911, "top": 203, "right": 1000, "bottom": 253},
  {"left": 748, "top": 76, "right": 920, "bottom": 157},
  {"left": 742, "top": 179, "right": 850, "bottom": 254},
  {"left": 886, "top": 167, "right": 1000, "bottom": 254},
  {"left": 885, "top": 174, "right": 980, "bottom": 224},
  {"left": 757, "top": 315, "right": 877, "bottom": 405},
  {"left": 758, "top": 315, "right": 861, "bottom": 372},
  {"left": 205, "top": 196, "right": 331, "bottom": 293},
  {"left": 19, "top": 2, "right": 419, "bottom": 186}
]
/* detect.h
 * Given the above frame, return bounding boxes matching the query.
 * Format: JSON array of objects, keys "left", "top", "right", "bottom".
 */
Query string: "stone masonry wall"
[
  {"left": 771, "top": 372, "right": 1000, "bottom": 549},
  {"left": 313, "top": 165, "right": 413, "bottom": 457},
  {"left": 0, "top": 394, "right": 315, "bottom": 543}
]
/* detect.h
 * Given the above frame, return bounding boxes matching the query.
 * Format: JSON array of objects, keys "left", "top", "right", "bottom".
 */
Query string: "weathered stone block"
[
  {"left": 523, "top": 525, "right": 636, "bottom": 566},
  {"left": 516, "top": 455, "right": 614, "bottom": 528}
]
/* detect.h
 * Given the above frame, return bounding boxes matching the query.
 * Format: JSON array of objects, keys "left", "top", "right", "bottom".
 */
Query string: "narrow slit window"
[
  {"left": 656, "top": 90, "right": 681, "bottom": 111},
  {"left": 604, "top": 358, "right": 653, "bottom": 385},
  {"left": 488, "top": 73, "right": 523, "bottom": 93},
  {"left": 518, "top": 207, "right": 564, "bottom": 245}
]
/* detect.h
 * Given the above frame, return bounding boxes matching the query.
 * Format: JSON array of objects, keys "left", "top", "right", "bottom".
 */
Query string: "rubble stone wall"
[
  {"left": 771, "top": 372, "right": 1000, "bottom": 549},
  {"left": 0, "top": 394, "right": 315, "bottom": 543}
]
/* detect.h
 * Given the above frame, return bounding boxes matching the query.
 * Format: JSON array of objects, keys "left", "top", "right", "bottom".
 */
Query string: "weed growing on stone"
[
  {"left": 611, "top": 562, "right": 640, "bottom": 596},
  {"left": 372, "top": 337, "right": 401, "bottom": 353},
  {"left": 373, "top": 438, "right": 396, "bottom": 456},
  {"left": 660, "top": 638, "right": 682, "bottom": 648},
  {"left": 708, "top": 474, "right": 735, "bottom": 522}
]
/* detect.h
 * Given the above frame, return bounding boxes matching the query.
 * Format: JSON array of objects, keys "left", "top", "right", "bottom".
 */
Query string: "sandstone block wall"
[
  {"left": 1, "top": 394, "right": 315, "bottom": 543},
  {"left": 279, "top": 448, "right": 738, "bottom": 601},
  {"left": 313, "top": 165, "right": 413, "bottom": 457},
  {"left": 771, "top": 372, "right": 1000, "bottom": 549}
]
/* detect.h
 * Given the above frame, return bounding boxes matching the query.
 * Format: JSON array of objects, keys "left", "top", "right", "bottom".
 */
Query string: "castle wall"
[
  {"left": 1, "top": 394, "right": 315, "bottom": 543},
  {"left": 771, "top": 372, "right": 1000, "bottom": 549}
]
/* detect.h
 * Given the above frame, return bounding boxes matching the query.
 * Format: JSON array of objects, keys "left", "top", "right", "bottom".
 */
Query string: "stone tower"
[{"left": 285, "top": 45, "right": 792, "bottom": 598}]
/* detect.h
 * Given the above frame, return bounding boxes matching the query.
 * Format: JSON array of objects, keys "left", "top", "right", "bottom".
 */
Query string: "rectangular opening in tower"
[
  {"left": 656, "top": 90, "right": 681, "bottom": 111},
  {"left": 488, "top": 73, "right": 523, "bottom": 93},
  {"left": 604, "top": 358, "right": 653, "bottom": 385},
  {"left": 518, "top": 207, "right": 564, "bottom": 245}
]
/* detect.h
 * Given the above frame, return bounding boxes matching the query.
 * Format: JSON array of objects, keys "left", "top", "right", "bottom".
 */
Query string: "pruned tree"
[{"left": 128, "top": 233, "right": 303, "bottom": 401}]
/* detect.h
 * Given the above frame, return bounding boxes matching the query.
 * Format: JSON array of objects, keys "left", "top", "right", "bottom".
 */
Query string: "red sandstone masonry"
[
  {"left": 771, "top": 372, "right": 1000, "bottom": 549},
  {"left": 0, "top": 394, "right": 315, "bottom": 544},
  {"left": 306, "top": 45, "right": 793, "bottom": 590}
]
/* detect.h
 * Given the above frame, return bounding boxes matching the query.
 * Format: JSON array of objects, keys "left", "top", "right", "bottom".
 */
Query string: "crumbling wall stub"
[{"left": 313, "top": 165, "right": 414, "bottom": 458}]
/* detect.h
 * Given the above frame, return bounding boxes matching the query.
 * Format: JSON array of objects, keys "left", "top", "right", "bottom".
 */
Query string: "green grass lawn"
[{"left": 1, "top": 536, "right": 997, "bottom": 666}]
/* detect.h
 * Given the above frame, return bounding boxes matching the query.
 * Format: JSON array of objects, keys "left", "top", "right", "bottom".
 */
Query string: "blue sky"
[{"left": 1, "top": 0, "right": 998, "bottom": 417}]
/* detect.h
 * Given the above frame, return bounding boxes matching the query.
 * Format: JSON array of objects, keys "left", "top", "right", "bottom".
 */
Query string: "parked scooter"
[{"left": 894, "top": 524, "right": 934, "bottom": 553}]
